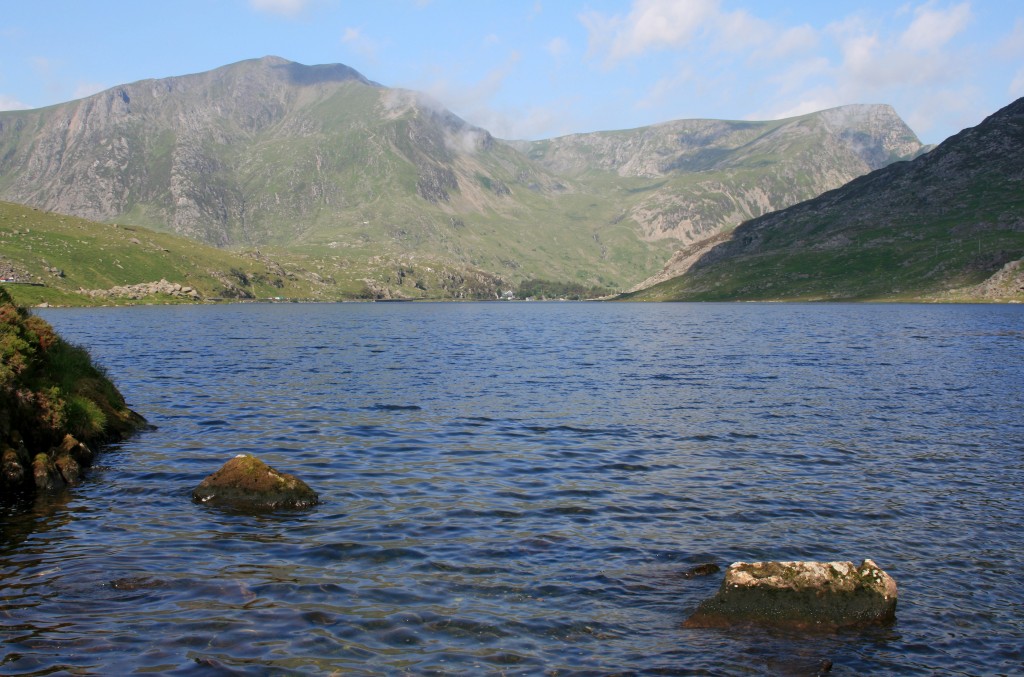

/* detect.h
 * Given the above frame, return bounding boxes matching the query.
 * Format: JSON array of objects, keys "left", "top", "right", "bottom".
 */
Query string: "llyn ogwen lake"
[{"left": 3, "top": 302, "right": 1023, "bottom": 675}]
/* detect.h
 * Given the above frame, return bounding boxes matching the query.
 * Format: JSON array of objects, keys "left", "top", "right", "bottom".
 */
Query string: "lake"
[{"left": 3, "top": 302, "right": 1023, "bottom": 674}]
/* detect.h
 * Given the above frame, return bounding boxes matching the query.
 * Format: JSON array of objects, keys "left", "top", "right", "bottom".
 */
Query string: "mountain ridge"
[
  {"left": 0, "top": 56, "right": 930, "bottom": 296},
  {"left": 625, "top": 96, "right": 1024, "bottom": 301}
]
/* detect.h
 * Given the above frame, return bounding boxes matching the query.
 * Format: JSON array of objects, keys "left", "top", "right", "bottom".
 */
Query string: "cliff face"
[
  {"left": 521, "top": 104, "right": 927, "bottom": 246},
  {"left": 0, "top": 57, "right": 381, "bottom": 245}
]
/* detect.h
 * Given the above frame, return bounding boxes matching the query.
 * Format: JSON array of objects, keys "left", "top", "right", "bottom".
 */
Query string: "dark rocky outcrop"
[
  {"left": 684, "top": 559, "right": 897, "bottom": 631},
  {"left": 1, "top": 287, "right": 146, "bottom": 497},
  {"left": 192, "top": 454, "right": 318, "bottom": 511}
]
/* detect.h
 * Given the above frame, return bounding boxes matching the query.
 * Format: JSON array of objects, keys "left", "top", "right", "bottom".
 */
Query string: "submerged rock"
[
  {"left": 680, "top": 562, "right": 721, "bottom": 579},
  {"left": 684, "top": 559, "right": 897, "bottom": 631},
  {"left": 193, "top": 454, "right": 318, "bottom": 511}
]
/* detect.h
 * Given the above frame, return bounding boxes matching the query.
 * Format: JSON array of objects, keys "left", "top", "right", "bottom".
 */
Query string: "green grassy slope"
[{"left": 625, "top": 98, "right": 1024, "bottom": 302}]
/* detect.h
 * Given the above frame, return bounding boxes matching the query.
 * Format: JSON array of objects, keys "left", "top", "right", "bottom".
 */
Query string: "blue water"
[{"left": 3, "top": 302, "right": 1023, "bottom": 675}]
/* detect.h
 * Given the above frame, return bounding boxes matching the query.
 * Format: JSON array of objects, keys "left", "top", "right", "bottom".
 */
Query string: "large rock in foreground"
[
  {"left": 684, "top": 559, "right": 897, "bottom": 631},
  {"left": 193, "top": 454, "right": 318, "bottom": 511}
]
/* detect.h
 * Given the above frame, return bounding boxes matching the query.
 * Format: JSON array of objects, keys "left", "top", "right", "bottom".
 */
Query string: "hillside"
[
  {"left": 625, "top": 98, "right": 1024, "bottom": 302},
  {"left": 0, "top": 57, "right": 666, "bottom": 294},
  {"left": 518, "top": 104, "right": 926, "bottom": 247},
  {"left": 0, "top": 57, "right": 927, "bottom": 298},
  {"left": 0, "top": 200, "right": 524, "bottom": 305}
]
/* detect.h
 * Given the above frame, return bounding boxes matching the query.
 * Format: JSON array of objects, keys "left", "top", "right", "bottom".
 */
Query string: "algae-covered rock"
[
  {"left": 684, "top": 559, "right": 897, "bottom": 631},
  {"left": 32, "top": 453, "right": 65, "bottom": 492},
  {"left": 193, "top": 454, "right": 319, "bottom": 511}
]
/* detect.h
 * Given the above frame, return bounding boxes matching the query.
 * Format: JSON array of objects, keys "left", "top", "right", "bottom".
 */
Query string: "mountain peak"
[{"left": 222, "top": 56, "right": 377, "bottom": 88}]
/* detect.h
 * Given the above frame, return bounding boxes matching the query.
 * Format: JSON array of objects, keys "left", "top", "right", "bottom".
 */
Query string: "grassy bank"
[{"left": 1, "top": 287, "right": 145, "bottom": 496}]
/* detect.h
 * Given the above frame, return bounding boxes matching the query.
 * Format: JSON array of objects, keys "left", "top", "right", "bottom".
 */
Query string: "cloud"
[
  {"left": 0, "top": 95, "right": 29, "bottom": 111},
  {"left": 1011, "top": 68, "right": 1024, "bottom": 99},
  {"left": 713, "top": 8, "right": 772, "bottom": 53},
  {"left": 341, "top": 27, "right": 379, "bottom": 61},
  {"left": 760, "top": 24, "right": 819, "bottom": 60},
  {"left": 996, "top": 18, "right": 1024, "bottom": 58},
  {"left": 582, "top": 0, "right": 720, "bottom": 62},
  {"left": 583, "top": 0, "right": 819, "bottom": 66},
  {"left": 422, "top": 52, "right": 521, "bottom": 118},
  {"left": 74, "top": 81, "right": 107, "bottom": 99},
  {"left": 636, "top": 66, "right": 696, "bottom": 110},
  {"left": 899, "top": 1, "right": 972, "bottom": 51},
  {"left": 412, "top": 51, "right": 579, "bottom": 139},
  {"left": 546, "top": 37, "right": 569, "bottom": 59},
  {"left": 248, "top": 0, "right": 309, "bottom": 17}
]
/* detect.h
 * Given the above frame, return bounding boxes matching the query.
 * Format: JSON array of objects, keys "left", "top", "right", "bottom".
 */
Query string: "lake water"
[{"left": 3, "top": 302, "right": 1023, "bottom": 675}]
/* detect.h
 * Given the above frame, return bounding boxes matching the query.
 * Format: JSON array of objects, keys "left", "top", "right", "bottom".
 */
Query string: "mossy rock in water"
[
  {"left": 684, "top": 559, "right": 897, "bottom": 631},
  {"left": 193, "top": 454, "right": 319, "bottom": 511}
]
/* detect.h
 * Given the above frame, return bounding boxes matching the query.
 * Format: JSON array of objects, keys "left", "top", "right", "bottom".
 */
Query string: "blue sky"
[{"left": 1, "top": 1, "right": 1021, "bottom": 144}]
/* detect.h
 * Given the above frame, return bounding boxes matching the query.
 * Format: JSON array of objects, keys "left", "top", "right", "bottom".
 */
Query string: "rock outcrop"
[
  {"left": 684, "top": 559, "right": 897, "bottom": 631},
  {"left": 193, "top": 454, "right": 318, "bottom": 511},
  {"left": 79, "top": 279, "right": 201, "bottom": 301},
  {"left": 0, "top": 287, "right": 146, "bottom": 496}
]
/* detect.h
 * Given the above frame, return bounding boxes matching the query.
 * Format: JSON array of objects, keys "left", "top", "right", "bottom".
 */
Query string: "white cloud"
[
  {"left": 613, "top": 0, "right": 720, "bottom": 59},
  {"left": 341, "top": 27, "right": 379, "bottom": 61},
  {"left": 74, "top": 81, "right": 106, "bottom": 99},
  {"left": 546, "top": 37, "right": 569, "bottom": 59},
  {"left": 412, "top": 51, "right": 580, "bottom": 139},
  {"left": 762, "top": 24, "right": 819, "bottom": 60},
  {"left": 1011, "top": 68, "right": 1024, "bottom": 99},
  {"left": 0, "top": 95, "right": 29, "bottom": 111},
  {"left": 583, "top": 0, "right": 820, "bottom": 66},
  {"left": 248, "top": 0, "right": 308, "bottom": 17},
  {"left": 767, "top": 56, "right": 831, "bottom": 97},
  {"left": 765, "top": 96, "right": 838, "bottom": 121},
  {"left": 900, "top": 1, "right": 972, "bottom": 51},
  {"left": 995, "top": 18, "right": 1024, "bottom": 58},
  {"left": 714, "top": 9, "right": 771, "bottom": 53},
  {"left": 636, "top": 66, "right": 695, "bottom": 110}
]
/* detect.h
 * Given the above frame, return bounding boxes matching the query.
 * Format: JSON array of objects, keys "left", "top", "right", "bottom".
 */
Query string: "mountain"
[
  {"left": 518, "top": 104, "right": 926, "bottom": 245},
  {"left": 0, "top": 57, "right": 928, "bottom": 298},
  {"left": 625, "top": 97, "right": 1024, "bottom": 302}
]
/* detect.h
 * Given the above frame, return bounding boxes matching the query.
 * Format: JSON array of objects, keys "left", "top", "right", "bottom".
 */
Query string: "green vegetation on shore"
[
  {"left": 0, "top": 200, "right": 506, "bottom": 306},
  {"left": 516, "top": 278, "right": 614, "bottom": 300},
  {"left": 1, "top": 287, "right": 145, "bottom": 495}
]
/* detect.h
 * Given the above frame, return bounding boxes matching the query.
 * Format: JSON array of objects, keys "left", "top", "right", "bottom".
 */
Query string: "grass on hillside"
[{"left": 628, "top": 211, "right": 1024, "bottom": 302}]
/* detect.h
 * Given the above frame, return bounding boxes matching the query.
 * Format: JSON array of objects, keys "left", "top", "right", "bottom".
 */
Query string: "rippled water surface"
[{"left": 3, "top": 302, "right": 1023, "bottom": 675}]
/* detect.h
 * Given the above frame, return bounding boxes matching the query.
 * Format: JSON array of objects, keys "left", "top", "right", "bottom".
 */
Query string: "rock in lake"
[
  {"left": 684, "top": 559, "right": 897, "bottom": 631},
  {"left": 193, "top": 454, "right": 318, "bottom": 510}
]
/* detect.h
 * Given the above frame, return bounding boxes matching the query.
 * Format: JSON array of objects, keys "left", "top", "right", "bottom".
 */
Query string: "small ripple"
[{"left": 366, "top": 404, "right": 423, "bottom": 412}]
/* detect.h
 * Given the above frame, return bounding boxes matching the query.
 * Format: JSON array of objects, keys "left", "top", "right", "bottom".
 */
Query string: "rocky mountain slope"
[
  {"left": 519, "top": 104, "right": 926, "bottom": 245},
  {"left": 626, "top": 97, "right": 1024, "bottom": 301},
  {"left": 0, "top": 57, "right": 927, "bottom": 296}
]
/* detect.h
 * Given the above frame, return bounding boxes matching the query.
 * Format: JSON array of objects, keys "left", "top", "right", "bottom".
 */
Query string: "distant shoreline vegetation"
[{"left": 515, "top": 279, "right": 614, "bottom": 301}]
